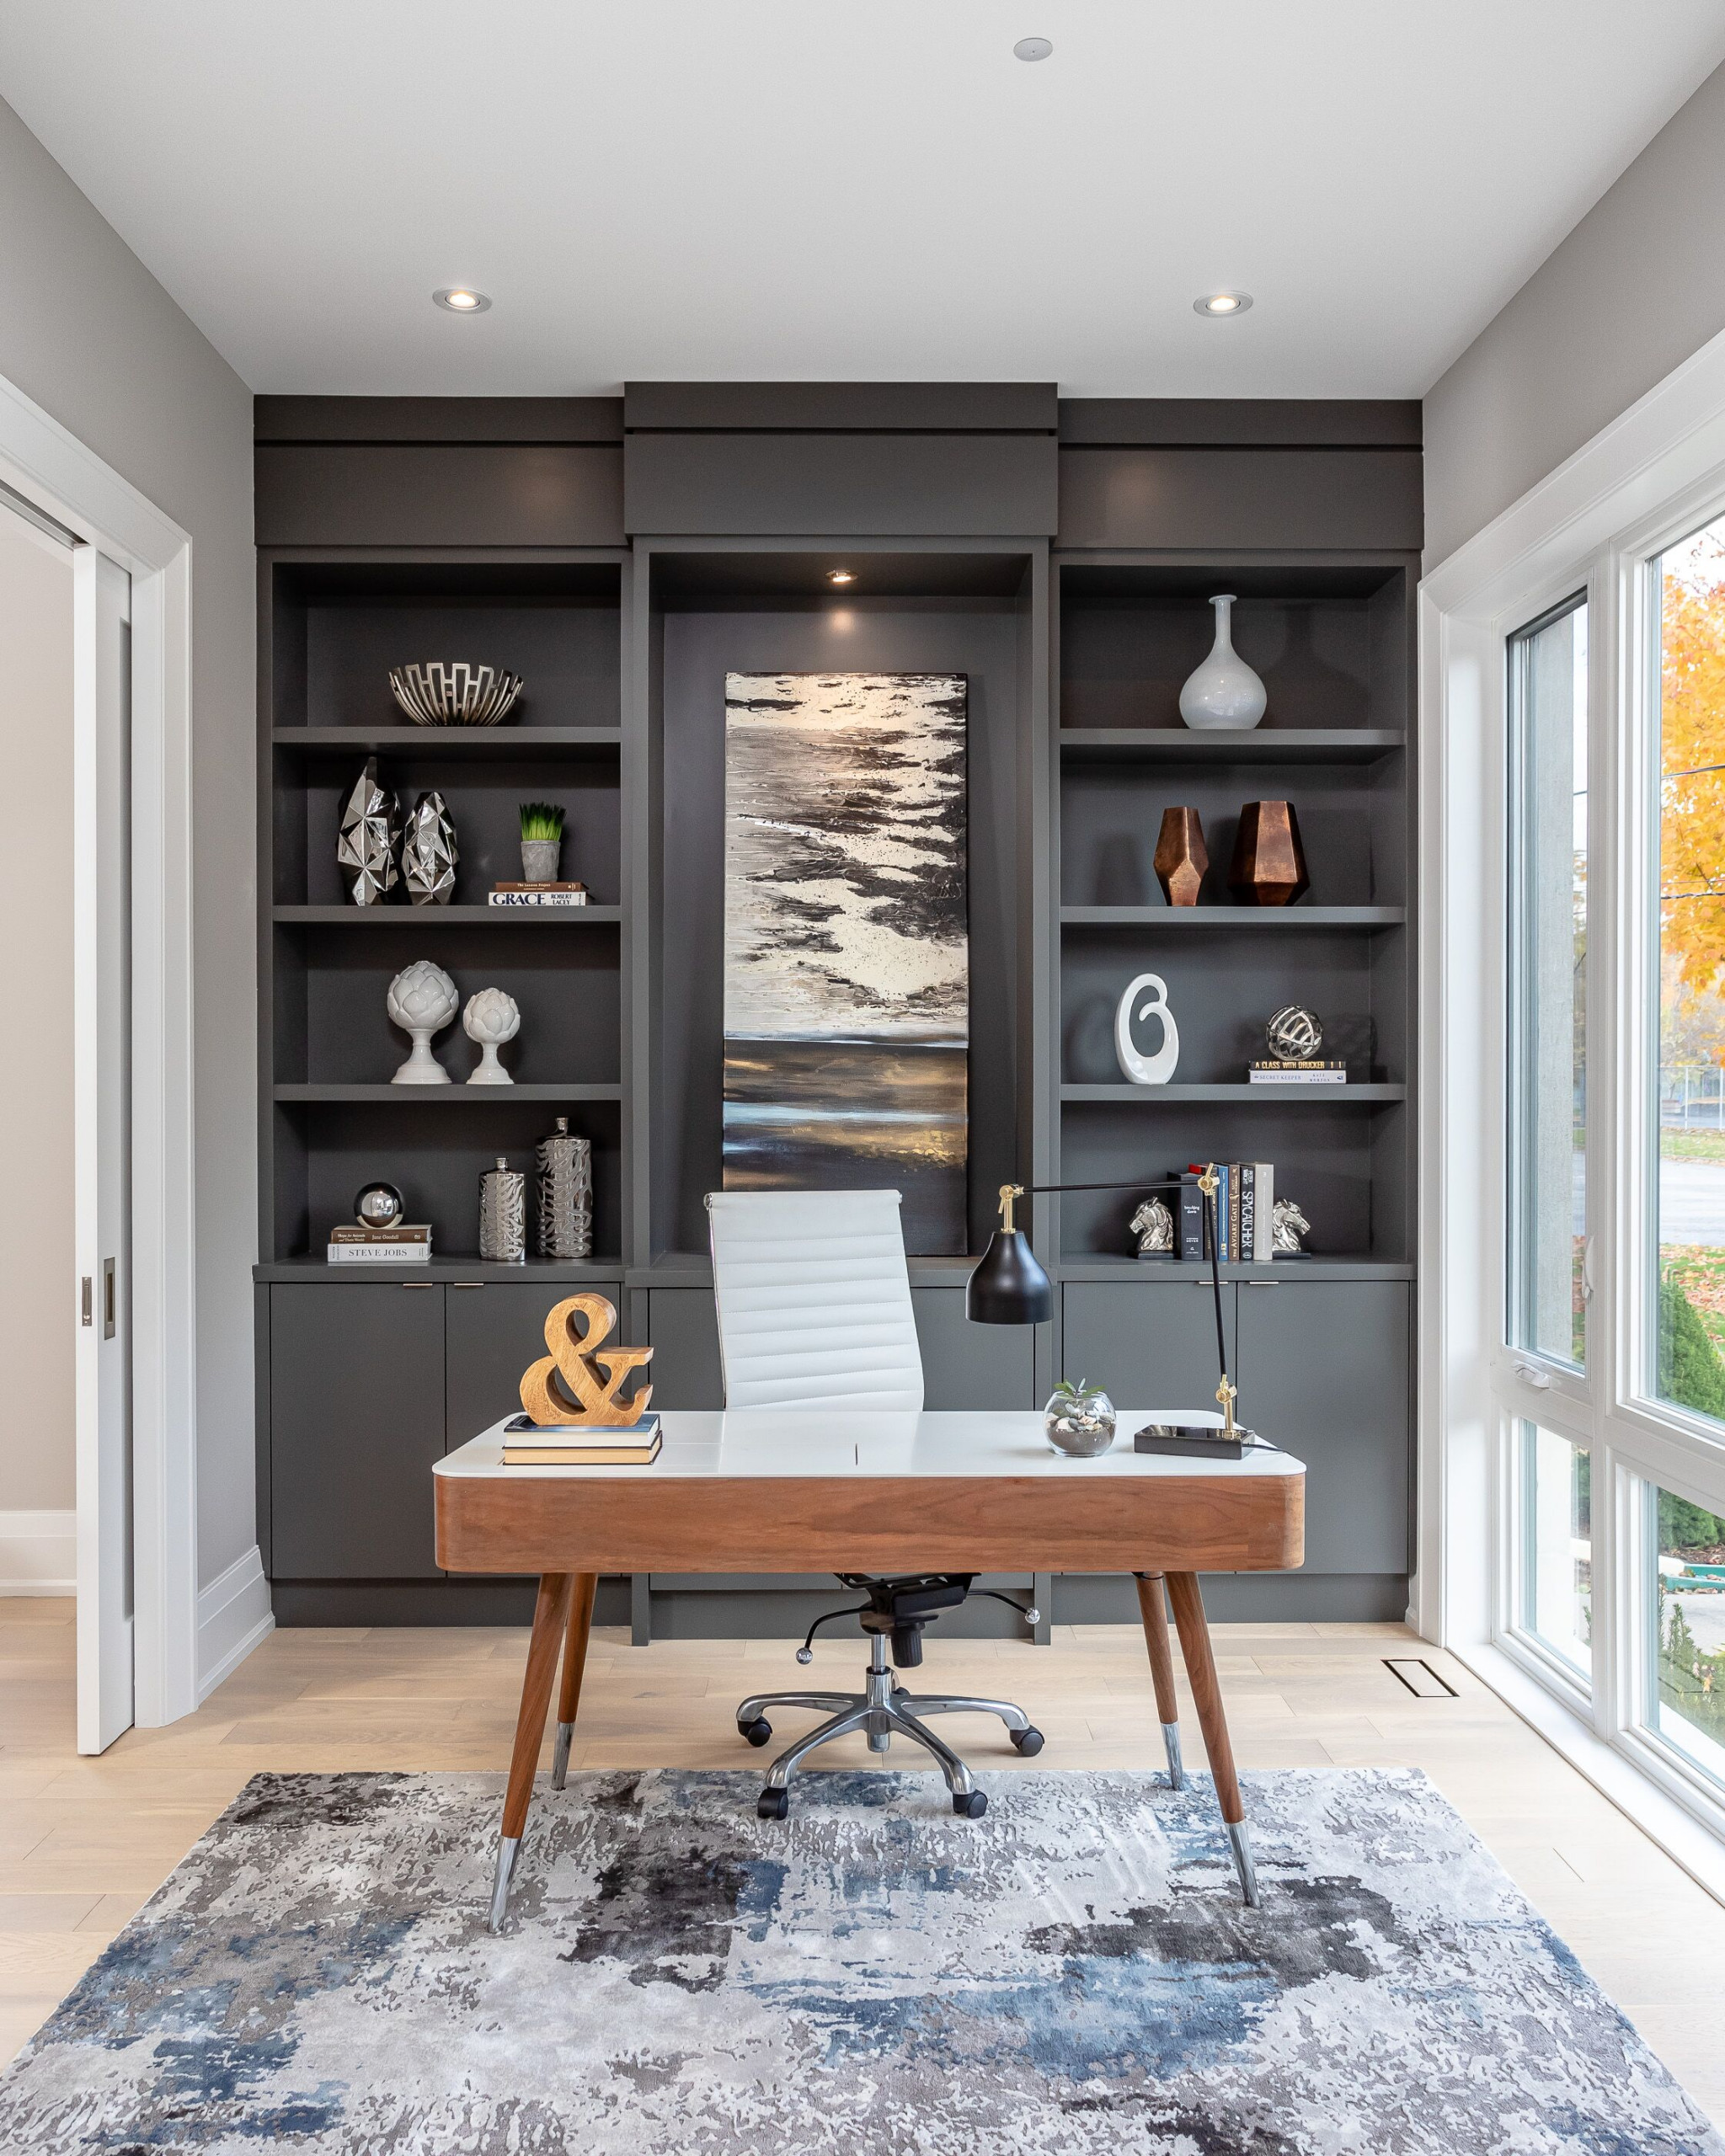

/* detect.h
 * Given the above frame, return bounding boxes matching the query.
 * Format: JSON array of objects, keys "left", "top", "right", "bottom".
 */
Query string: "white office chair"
[{"left": 706, "top": 1187, "right": 1043, "bottom": 1820}]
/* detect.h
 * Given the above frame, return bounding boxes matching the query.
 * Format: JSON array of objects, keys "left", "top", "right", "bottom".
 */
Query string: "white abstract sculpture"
[
  {"left": 1178, "top": 594, "right": 1267, "bottom": 730},
  {"left": 387, "top": 960, "right": 458, "bottom": 1086},
  {"left": 1115, "top": 972, "right": 1179, "bottom": 1085},
  {"left": 463, "top": 987, "right": 521, "bottom": 1086}
]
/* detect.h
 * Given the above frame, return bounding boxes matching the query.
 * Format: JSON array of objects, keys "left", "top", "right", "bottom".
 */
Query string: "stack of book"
[
  {"left": 488, "top": 881, "right": 589, "bottom": 910},
  {"left": 501, "top": 1412, "right": 661, "bottom": 1466},
  {"left": 327, "top": 1223, "right": 432, "bottom": 1265},
  {"left": 1249, "top": 1059, "right": 1346, "bottom": 1086},
  {"left": 1173, "top": 1163, "right": 1274, "bottom": 1262}
]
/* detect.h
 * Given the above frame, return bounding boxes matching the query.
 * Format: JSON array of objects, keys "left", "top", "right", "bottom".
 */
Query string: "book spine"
[
  {"left": 1176, "top": 1178, "right": 1205, "bottom": 1261},
  {"left": 487, "top": 891, "right": 589, "bottom": 908},
  {"left": 328, "top": 1230, "right": 431, "bottom": 1244},
  {"left": 1215, "top": 1164, "right": 1231, "bottom": 1262},
  {"left": 1248, "top": 1070, "right": 1346, "bottom": 1084},
  {"left": 1255, "top": 1162, "right": 1274, "bottom": 1261},
  {"left": 1230, "top": 1164, "right": 1242, "bottom": 1264},
  {"left": 1239, "top": 1164, "right": 1255, "bottom": 1263},
  {"left": 326, "top": 1244, "right": 431, "bottom": 1263}
]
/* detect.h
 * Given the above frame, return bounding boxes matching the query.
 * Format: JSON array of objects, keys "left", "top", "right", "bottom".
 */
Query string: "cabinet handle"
[
  {"left": 451, "top": 1281, "right": 485, "bottom": 1289},
  {"left": 1245, "top": 1280, "right": 1280, "bottom": 1288},
  {"left": 401, "top": 1281, "right": 435, "bottom": 1290}
]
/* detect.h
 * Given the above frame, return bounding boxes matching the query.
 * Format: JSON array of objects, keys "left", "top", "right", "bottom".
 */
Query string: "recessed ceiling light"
[
  {"left": 1013, "top": 36, "right": 1052, "bottom": 60},
  {"left": 434, "top": 287, "right": 491, "bottom": 313},
  {"left": 828, "top": 569, "right": 855, "bottom": 585},
  {"left": 1194, "top": 291, "right": 1252, "bottom": 318}
]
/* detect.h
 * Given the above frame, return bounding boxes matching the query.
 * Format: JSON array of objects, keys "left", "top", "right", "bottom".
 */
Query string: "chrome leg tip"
[
  {"left": 1226, "top": 1820, "right": 1260, "bottom": 1908},
  {"left": 1161, "top": 1721, "right": 1184, "bottom": 1791},
  {"left": 551, "top": 1721, "right": 574, "bottom": 1790},
  {"left": 489, "top": 1836, "right": 521, "bottom": 1932}
]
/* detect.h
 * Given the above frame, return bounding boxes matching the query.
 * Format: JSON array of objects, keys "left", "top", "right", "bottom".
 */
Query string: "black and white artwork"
[{"left": 723, "top": 670, "right": 969, "bottom": 1253}]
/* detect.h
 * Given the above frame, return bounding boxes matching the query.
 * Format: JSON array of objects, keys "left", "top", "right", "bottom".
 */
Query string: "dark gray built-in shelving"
[{"left": 251, "top": 388, "right": 1421, "bottom": 1631}]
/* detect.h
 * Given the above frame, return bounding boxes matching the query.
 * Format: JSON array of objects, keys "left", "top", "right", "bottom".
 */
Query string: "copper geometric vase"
[
  {"left": 1228, "top": 799, "right": 1309, "bottom": 906},
  {"left": 1153, "top": 806, "right": 1208, "bottom": 908}
]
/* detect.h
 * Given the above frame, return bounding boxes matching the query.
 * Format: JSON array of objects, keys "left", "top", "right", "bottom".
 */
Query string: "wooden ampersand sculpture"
[{"left": 520, "top": 1294, "right": 654, "bottom": 1428}]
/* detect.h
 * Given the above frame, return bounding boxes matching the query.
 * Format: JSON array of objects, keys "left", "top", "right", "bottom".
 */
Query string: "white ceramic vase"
[
  {"left": 463, "top": 986, "right": 521, "bottom": 1085},
  {"left": 1178, "top": 594, "right": 1266, "bottom": 730},
  {"left": 386, "top": 960, "right": 458, "bottom": 1085}
]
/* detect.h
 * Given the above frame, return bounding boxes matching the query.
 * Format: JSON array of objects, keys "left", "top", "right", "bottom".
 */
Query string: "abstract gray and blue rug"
[{"left": 0, "top": 1767, "right": 1715, "bottom": 2153}]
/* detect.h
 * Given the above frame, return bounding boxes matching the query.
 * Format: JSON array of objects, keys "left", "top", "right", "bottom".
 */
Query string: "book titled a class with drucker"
[{"left": 501, "top": 1412, "right": 661, "bottom": 1466}]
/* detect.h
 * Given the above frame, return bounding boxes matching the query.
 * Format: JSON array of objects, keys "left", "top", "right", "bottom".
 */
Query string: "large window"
[
  {"left": 1508, "top": 597, "right": 1589, "bottom": 1368},
  {"left": 1653, "top": 520, "right": 1725, "bottom": 1426},
  {"left": 1523, "top": 1423, "right": 1592, "bottom": 1679},
  {"left": 1648, "top": 1481, "right": 1725, "bottom": 1787}
]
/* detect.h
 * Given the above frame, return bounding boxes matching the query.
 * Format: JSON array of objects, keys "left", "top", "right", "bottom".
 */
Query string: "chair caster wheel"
[
  {"left": 1010, "top": 1726, "right": 1044, "bottom": 1756},
  {"left": 757, "top": 1788, "right": 789, "bottom": 1821},
  {"left": 952, "top": 1790, "right": 988, "bottom": 1819},
  {"left": 739, "top": 1717, "right": 773, "bottom": 1748}
]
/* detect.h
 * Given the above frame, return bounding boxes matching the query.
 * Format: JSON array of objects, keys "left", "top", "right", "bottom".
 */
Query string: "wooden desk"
[{"left": 435, "top": 1410, "right": 1306, "bottom": 1924}]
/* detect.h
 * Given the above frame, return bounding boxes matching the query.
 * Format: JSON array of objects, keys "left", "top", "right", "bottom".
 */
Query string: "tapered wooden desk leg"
[
  {"left": 1166, "top": 1572, "right": 1259, "bottom": 1908},
  {"left": 491, "top": 1571, "right": 573, "bottom": 1931},
  {"left": 552, "top": 1572, "right": 598, "bottom": 1790},
  {"left": 1134, "top": 1573, "right": 1184, "bottom": 1790}
]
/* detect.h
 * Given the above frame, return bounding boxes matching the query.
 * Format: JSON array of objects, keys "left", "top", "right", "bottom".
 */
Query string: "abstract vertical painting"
[{"left": 723, "top": 671, "right": 969, "bottom": 1253}]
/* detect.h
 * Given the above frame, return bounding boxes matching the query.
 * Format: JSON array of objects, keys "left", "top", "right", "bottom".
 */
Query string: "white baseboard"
[
  {"left": 0, "top": 1508, "right": 75, "bottom": 1595},
  {"left": 196, "top": 1544, "right": 274, "bottom": 1701}
]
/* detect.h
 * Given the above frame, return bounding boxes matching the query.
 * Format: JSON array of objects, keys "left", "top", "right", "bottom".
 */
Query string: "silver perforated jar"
[
  {"left": 536, "top": 1115, "right": 593, "bottom": 1259},
  {"left": 478, "top": 1155, "right": 526, "bottom": 1263}
]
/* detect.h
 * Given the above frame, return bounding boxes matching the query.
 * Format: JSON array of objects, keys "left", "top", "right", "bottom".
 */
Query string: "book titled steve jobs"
[{"left": 501, "top": 1411, "right": 660, "bottom": 1465}]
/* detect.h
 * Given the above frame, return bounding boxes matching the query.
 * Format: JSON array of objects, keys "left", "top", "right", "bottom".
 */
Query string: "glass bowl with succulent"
[
  {"left": 1043, "top": 1378, "right": 1117, "bottom": 1458},
  {"left": 519, "top": 802, "right": 565, "bottom": 884}
]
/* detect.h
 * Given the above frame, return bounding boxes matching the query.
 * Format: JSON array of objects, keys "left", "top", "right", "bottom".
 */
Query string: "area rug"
[{"left": 0, "top": 1768, "right": 1714, "bottom": 2154}]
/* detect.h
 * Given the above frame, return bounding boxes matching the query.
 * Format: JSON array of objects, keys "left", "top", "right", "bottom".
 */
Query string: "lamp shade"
[{"left": 965, "top": 1229, "right": 1053, "bottom": 1325}]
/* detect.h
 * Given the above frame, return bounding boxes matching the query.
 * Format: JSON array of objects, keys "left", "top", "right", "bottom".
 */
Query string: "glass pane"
[
  {"left": 1508, "top": 599, "right": 1588, "bottom": 1366},
  {"left": 1649, "top": 1481, "right": 1725, "bottom": 1786},
  {"left": 1654, "top": 521, "right": 1725, "bottom": 1422},
  {"left": 1521, "top": 1422, "right": 1591, "bottom": 1678}
]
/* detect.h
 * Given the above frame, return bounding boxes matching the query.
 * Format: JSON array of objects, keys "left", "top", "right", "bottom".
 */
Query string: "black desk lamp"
[{"left": 966, "top": 1166, "right": 1243, "bottom": 1450}]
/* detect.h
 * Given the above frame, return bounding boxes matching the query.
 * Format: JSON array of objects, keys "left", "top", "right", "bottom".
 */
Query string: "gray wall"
[
  {"left": 0, "top": 96, "right": 257, "bottom": 1594},
  {"left": 1425, "top": 58, "right": 1725, "bottom": 565}
]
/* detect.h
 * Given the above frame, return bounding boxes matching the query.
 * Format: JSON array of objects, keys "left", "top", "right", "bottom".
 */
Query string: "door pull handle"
[
  {"left": 80, "top": 1277, "right": 93, "bottom": 1327},
  {"left": 103, "top": 1257, "right": 115, "bottom": 1339}
]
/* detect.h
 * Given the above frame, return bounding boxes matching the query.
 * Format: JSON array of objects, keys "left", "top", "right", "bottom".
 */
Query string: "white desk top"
[{"left": 435, "top": 1410, "right": 1305, "bottom": 1483}]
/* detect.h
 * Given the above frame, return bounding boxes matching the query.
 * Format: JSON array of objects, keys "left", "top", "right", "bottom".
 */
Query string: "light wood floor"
[{"left": 3, "top": 1599, "right": 1723, "bottom": 2122}]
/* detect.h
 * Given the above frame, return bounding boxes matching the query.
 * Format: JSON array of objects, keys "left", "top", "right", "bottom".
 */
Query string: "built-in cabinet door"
[
  {"left": 270, "top": 1283, "right": 446, "bottom": 1580},
  {"left": 445, "top": 1276, "right": 626, "bottom": 1444},
  {"left": 1060, "top": 1279, "right": 1239, "bottom": 1414},
  {"left": 912, "top": 1288, "right": 1038, "bottom": 1409},
  {"left": 1235, "top": 1280, "right": 1410, "bottom": 1577},
  {"left": 644, "top": 1289, "right": 726, "bottom": 1409}
]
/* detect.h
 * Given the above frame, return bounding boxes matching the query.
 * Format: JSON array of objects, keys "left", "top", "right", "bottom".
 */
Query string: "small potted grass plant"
[
  {"left": 519, "top": 802, "right": 565, "bottom": 885},
  {"left": 1044, "top": 1376, "right": 1117, "bottom": 1457}
]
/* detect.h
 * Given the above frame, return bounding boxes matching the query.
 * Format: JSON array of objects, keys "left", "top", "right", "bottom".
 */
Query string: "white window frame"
[{"left": 1421, "top": 323, "right": 1725, "bottom": 1896}]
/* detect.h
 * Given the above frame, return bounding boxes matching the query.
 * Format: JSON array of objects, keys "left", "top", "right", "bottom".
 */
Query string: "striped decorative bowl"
[{"left": 387, "top": 661, "right": 524, "bottom": 728}]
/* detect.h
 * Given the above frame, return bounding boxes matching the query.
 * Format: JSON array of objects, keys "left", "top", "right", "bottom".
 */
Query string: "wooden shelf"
[
  {"left": 273, "top": 905, "right": 621, "bottom": 926},
  {"left": 255, "top": 1256, "right": 626, "bottom": 1282},
  {"left": 1061, "top": 905, "right": 1404, "bottom": 928},
  {"left": 1060, "top": 1083, "right": 1407, "bottom": 1103},
  {"left": 272, "top": 1084, "right": 623, "bottom": 1105},
  {"left": 1055, "top": 1255, "right": 1414, "bottom": 1282},
  {"left": 272, "top": 727, "right": 622, "bottom": 759},
  {"left": 1060, "top": 728, "right": 1404, "bottom": 765}
]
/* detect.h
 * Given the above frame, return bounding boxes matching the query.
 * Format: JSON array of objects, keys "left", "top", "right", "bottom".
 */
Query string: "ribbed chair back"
[{"left": 704, "top": 1188, "right": 925, "bottom": 1412}]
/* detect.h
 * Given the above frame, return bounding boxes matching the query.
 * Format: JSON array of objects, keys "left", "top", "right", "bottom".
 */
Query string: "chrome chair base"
[
  {"left": 738, "top": 1632, "right": 1042, "bottom": 1818},
  {"left": 1161, "top": 1719, "right": 1184, "bottom": 1790}
]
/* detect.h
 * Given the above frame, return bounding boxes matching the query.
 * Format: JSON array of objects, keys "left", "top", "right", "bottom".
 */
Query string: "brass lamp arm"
[{"left": 993, "top": 1170, "right": 1237, "bottom": 1440}]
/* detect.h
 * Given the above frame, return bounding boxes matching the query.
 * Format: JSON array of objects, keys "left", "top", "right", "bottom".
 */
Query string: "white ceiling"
[{"left": 3, "top": 2, "right": 1723, "bottom": 400}]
